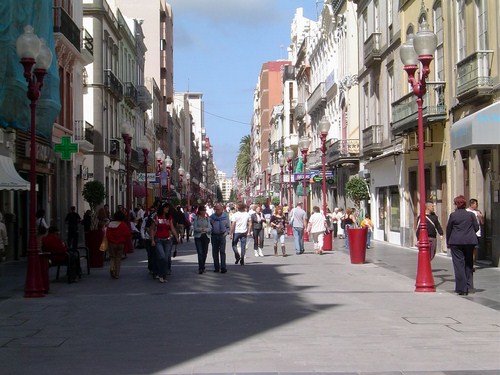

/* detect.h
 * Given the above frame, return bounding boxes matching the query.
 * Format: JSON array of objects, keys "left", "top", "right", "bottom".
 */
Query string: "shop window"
[{"left": 389, "top": 186, "right": 400, "bottom": 232}]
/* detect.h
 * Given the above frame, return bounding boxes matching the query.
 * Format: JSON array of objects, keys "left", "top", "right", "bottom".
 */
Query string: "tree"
[
  {"left": 345, "top": 176, "right": 370, "bottom": 222},
  {"left": 236, "top": 135, "right": 251, "bottom": 183},
  {"left": 82, "top": 180, "right": 106, "bottom": 230}
]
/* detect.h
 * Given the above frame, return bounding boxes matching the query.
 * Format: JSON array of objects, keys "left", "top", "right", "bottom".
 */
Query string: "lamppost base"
[
  {"left": 415, "top": 244, "right": 436, "bottom": 292},
  {"left": 24, "top": 252, "right": 45, "bottom": 298}
]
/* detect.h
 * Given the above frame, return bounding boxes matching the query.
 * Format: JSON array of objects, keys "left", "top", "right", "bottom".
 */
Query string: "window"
[
  {"left": 363, "top": 10, "right": 368, "bottom": 42},
  {"left": 387, "top": 65, "right": 394, "bottom": 123},
  {"left": 389, "top": 186, "right": 400, "bottom": 232},
  {"left": 476, "top": 0, "right": 488, "bottom": 50},
  {"left": 457, "top": 0, "right": 467, "bottom": 61},
  {"left": 374, "top": 0, "right": 380, "bottom": 32},
  {"left": 433, "top": 1, "right": 445, "bottom": 81}
]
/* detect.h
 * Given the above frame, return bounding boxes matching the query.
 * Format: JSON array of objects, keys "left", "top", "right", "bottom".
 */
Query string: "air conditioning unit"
[{"left": 110, "top": 139, "right": 120, "bottom": 157}]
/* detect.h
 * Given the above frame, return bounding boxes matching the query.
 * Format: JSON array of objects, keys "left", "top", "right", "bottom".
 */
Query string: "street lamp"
[
  {"left": 155, "top": 148, "right": 165, "bottom": 201},
  {"left": 285, "top": 147, "right": 295, "bottom": 236},
  {"left": 400, "top": 14, "right": 437, "bottom": 292},
  {"left": 165, "top": 155, "right": 172, "bottom": 194},
  {"left": 185, "top": 172, "right": 191, "bottom": 211},
  {"left": 178, "top": 166, "right": 185, "bottom": 204},
  {"left": 299, "top": 136, "right": 311, "bottom": 242},
  {"left": 121, "top": 123, "right": 133, "bottom": 214},
  {"left": 319, "top": 116, "right": 332, "bottom": 251},
  {"left": 139, "top": 140, "right": 149, "bottom": 209},
  {"left": 278, "top": 155, "right": 285, "bottom": 206},
  {"left": 17, "top": 25, "right": 53, "bottom": 298}
]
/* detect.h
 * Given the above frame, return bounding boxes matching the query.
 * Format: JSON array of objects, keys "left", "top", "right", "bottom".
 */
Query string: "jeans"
[
  {"left": 366, "top": 230, "right": 372, "bottom": 248},
  {"left": 232, "top": 232, "right": 247, "bottom": 260},
  {"left": 67, "top": 227, "right": 79, "bottom": 249},
  {"left": 195, "top": 234, "right": 210, "bottom": 271},
  {"left": 252, "top": 227, "right": 264, "bottom": 249},
  {"left": 211, "top": 234, "right": 227, "bottom": 271},
  {"left": 272, "top": 229, "right": 285, "bottom": 244},
  {"left": 344, "top": 225, "right": 353, "bottom": 249},
  {"left": 155, "top": 238, "right": 173, "bottom": 277},
  {"left": 292, "top": 227, "right": 304, "bottom": 254},
  {"left": 144, "top": 238, "right": 157, "bottom": 274}
]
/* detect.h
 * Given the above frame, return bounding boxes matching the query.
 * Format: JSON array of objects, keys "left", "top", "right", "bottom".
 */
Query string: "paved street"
[{"left": 0, "top": 236, "right": 499, "bottom": 375}]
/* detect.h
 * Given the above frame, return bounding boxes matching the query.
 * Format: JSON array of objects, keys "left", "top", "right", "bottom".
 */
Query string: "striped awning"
[{"left": 0, "top": 155, "right": 29, "bottom": 190}]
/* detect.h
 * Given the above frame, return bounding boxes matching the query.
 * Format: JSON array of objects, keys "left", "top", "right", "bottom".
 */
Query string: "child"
[{"left": 361, "top": 213, "right": 374, "bottom": 248}]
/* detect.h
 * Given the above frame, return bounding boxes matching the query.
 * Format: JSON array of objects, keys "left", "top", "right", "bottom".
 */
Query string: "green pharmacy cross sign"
[{"left": 54, "top": 136, "right": 79, "bottom": 161}]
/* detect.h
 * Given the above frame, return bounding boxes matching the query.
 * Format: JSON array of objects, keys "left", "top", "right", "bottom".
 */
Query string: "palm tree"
[{"left": 236, "top": 134, "right": 251, "bottom": 183}]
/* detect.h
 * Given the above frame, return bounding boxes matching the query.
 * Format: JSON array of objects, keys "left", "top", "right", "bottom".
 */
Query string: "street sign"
[{"left": 136, "top": 172, "right": 157, "bottom": 182}]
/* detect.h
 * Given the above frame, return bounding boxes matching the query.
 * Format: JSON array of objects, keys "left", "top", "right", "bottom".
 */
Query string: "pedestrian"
[
  {"left": 307, "top": 206, "right": 326, "bottom": 254},
  {"left": 64, "top": 206, "right": 81, "bottom": 250},
  {"left": 250, "top": 205, "right": 265, "bottom": 257},
  {"left": 0, "top": 212, "right": 8, "bottom": 262},
  {"left": 360, "top": 213, "right": 375, "bottom": 249},
  {"left": 343, "top": 208, "right": 356, "bottom": 249},
  {"left": 331, "top": 208, "right": 339, "bottom": 238},
  {"left": 230, "top": 202, "right": 251, "bottom": 265},
  {"left": 466, "top": 198, "right": 484, "bottom": 270},
  {"left": 82, "top": 210, "right": 92, "bottom": 233},
  {"left": 416, "top": 202, "right": 443, "bottom": 259},
  {"left": 270, "top": 206, "right": 287, "bottom": 256},
  {"left": 183, "top": 207, "right": 192, "bottom": 242},
  {"left": 446, "top": 195, "right": 479, "bottom": 296},
  {"left": 105, "top": 210, "right": 131, "bottom": 279},
  {"left": 193, "top": 205, "right": 212, "bottom": 274},
  {"left": 289, "top": 202, "right": 307, "bottom": 255},
  {"left": 97, "top": 204, "right": 111, "bottom": 229},
  {"left": 148, "top": 203, "right": 179, "bottom": 283},
  {"left": 41, "top": 226, "right": 81, "bottom": 282},
  {"left": 210, "top": 203, "right": 230, "bottom": 273},
  {"left": 336, "top": 208, "right": 345, "bottom": 239},
  {"left": 262, "top": 204, "right": 273, "bottom": 238},
  {"left": 141, "top": 205, "right": 157, "bottom": 277},
  {"left": 36, "top": 208, "right": 49, "bottom": 237}
]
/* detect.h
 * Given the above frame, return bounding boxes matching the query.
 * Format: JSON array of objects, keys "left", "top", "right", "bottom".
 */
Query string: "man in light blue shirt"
[
  {"left": 289, "top": 202, "right": 307, "bottom": 254},
  {"left": 209, "top": 203, "right": 231, "bottom": 273}
]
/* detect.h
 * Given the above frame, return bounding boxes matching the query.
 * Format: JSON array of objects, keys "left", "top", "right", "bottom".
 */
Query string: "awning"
[
  {"left": 451, "top": 101, "right": 500, "bottom": 150},
  {"left": 0, "top": 155, "right": 30, "bottom": 190}
]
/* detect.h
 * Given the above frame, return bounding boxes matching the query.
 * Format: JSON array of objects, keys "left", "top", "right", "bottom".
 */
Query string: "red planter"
[
  {"left": 347, "top": 227, "right": 368, "bottom": 264},
  {"left": 323, "top": 231, "right": 333, "bottom": 251},
  {"left": 85, "top": 230, "right": 104, "bottom": 268}
]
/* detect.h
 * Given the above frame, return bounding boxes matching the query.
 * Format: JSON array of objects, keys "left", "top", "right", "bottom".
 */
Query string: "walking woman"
[
  {"left": 106, "top": 211, "right": 131, "bottom": 279},
  {"left": 270, "top": 206, "right": 287, "bottom": 257},
  {"left": 148, "top": 203, "right": 179, "bottom": 283},
  {"left": 250, "top": 205, "right": 265, "bottom": 257},
  {"left": 193, "top": 205, "right": 212, "bottom": 274},
  {"left": 446, "top": 195, "right": 479, "bottom": 295},
  {"left": 307, "top": 206, "right": 327, "bottom": 255}
]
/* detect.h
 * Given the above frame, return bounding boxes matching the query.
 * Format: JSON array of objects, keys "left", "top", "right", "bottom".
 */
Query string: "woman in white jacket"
[{"left": 307, "top": 206, "right": 327, "bottom": 255}]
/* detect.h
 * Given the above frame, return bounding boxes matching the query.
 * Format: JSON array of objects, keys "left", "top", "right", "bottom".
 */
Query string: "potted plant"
[
  {"left": 345, "top": 176, "right": 370, "bottom": 264},
  {"left": 82, "top": 180, "right": 106, "bottom": 267}
]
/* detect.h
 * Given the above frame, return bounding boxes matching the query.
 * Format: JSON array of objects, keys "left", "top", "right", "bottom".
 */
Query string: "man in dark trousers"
[
  {"left": 416, "top": 201, "right": 444, "bottom": 260},
  {"left": 65, "top": 206, "right": 81, "bottom": 250}
]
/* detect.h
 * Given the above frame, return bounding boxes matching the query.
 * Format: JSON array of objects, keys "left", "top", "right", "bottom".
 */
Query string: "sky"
[{"left": 168, "top": 0, "right": 320, "bottom": 177}]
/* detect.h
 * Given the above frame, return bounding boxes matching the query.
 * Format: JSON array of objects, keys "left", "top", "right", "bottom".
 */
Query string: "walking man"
[
  {"left": 230, "top": 202, "right": 251, "bottom": 265},
  {"left": 210, "top": 203, "right": 230, "bottom": 273},
  {"left": 289, "top": 202, "right": 307, "bottom": 255},
  {"left": 416, "top": 202, "right": 444, "bottom": 260}
]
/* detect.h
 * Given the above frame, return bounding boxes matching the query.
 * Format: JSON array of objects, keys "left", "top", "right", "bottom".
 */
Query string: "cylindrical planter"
[
  {"left": 85, "top": 230, "right": 104, "bottom": 268},
  {"left": 323, "top": 231, "right": 333, "bottom": 251},
  {"left": 347, "top": 227, "right": 368, "bottom": 264}
]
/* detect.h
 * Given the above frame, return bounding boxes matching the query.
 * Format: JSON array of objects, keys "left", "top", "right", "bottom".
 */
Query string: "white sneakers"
[{"left": 255, "top": 248, "right": 264, "bottom": 257}]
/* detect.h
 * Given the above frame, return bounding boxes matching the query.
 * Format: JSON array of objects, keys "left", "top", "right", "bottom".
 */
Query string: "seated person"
[{"left": 41, "top": 226, "right": 81, "bottom": 282}]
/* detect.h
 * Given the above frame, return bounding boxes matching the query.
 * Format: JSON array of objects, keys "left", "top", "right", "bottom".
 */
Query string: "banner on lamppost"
[{"left": 136, "top": 172, "right": 158, "bottom": 183}]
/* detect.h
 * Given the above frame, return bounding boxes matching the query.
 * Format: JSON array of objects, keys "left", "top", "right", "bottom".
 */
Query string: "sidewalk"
[{"left": 0, "top": 236, "right": 499, "bottom": 375}]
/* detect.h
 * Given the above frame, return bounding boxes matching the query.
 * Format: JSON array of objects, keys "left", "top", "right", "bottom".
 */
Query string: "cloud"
[{"left": 168, "top": 0, "right": 285, "bottom": 27}]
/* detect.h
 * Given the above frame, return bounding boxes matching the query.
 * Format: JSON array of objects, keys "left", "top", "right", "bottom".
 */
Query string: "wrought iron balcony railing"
[
  {"left": 456, "top": 50, "right": 494, "bottom": 102},
  {"left": 53, "top": 6, "right": 80, "bottom": 51},
  {"left": 328, "top": 139, "right": 360, "bottom": 165},
  {"left": 363, "top": 32, "right": 381, "bottom": 67},
  {"left": 104, "top": 69, "right": 123, "bottom": 101},
  {"left": 362, "top": 124, "right": 383, "bottom": 157},
  {"left": 124, "top": 82, "right": 138, "bottom": 108}
]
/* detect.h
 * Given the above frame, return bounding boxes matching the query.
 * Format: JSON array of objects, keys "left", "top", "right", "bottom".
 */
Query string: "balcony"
[
  {"left": 73, "top": 120, "right": 94, "bottom": 152},
  {"left": 295, "top": 103, "right": 306, "bottom": 120},
  {"left": 391, "top": 82, "right": 447, "bottom": 135},
  {"left": 456, "top": 50, "right": 494, "bottom": 103},
  {"left": 124, "top": 82, "right": 138, "bottom": 108},
  {"left": 327, "top": 139, "right": 360, "bottom": 165},
  {"left": 362, "top": 124, "right": 383, "bottom": 157},
  {"left": 104, "top": 69, "right": 123, "bottom": 101},
  {"left": 137, "top": 85, "right": 152, "bottom": 111},
  {"left": 307, "top": 149, "right": 322, "bottom": 169},
  {"left": 307, "top": 82, "right": 326, "bottom": 114},
  {"left": 363, "top": 32, "right": 382, "bottom": 67},
  {"left": 53, "top": 6, "right": 80, "bottom": 52}
]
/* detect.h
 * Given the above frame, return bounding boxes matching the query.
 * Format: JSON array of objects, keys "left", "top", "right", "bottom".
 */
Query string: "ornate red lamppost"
[
  {"left": 155, "top": 148, "right": 165, "bottom": 201},
  {"left": 140, "top": 140, "right": 149, "bottom": 209},
  {"left": 299, "top": 136, "right": 311, "bottom": 242},
  {"left": 178, "top": 166, "right": 185, "bottom": 204},
  {"left": 186, "top": 172, "right": 191, "bottom": 210},
  {"left": 319, "top": 116, "right": 332, "bottom": 251},
  {"left": 278, "top": 155, "right": 285, "bottom": 206},
  {"left": 400, "top": 12, "right": 437, "bottom": 292},
  {"left": 285, "top": 147, "right": 294, "bottom": 236},
  {"left": 17, "top": 25, "right": 53, "bottom": 298},
  {"left": 165, "top": 155, "right": 172, "bottom": 194},
  {"left": 121, "top": 123, "right": 133, "bottom": 214}
]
